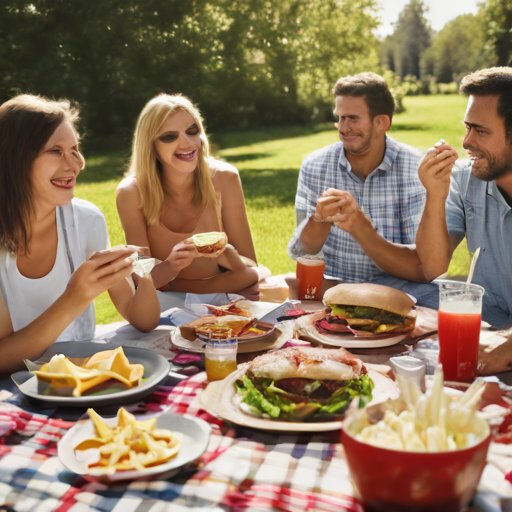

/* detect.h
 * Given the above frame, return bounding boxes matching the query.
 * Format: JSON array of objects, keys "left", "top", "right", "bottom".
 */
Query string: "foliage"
[
  {"left": 390, "top": 0, "right": 432, "bottom": 79},
  {"left": 82, "top": 95, "right": 472, "bottom": 323},
  {"left": 483, "top": 0, "right": 512, "bottom": 66},
  {"left": 0, "top": 0, "right": 380, "bottom": 150},
  {"left": 420, "top": 13, "right": 494, "bottom": 83}
]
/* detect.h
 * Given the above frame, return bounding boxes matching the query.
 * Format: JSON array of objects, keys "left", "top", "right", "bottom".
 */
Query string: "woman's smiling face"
[
  {"left": 31, "top": 121, "right": 84, "bottom": 209},
  {"left": 154, "top": 110, "right": 201, "bottom": 175}
]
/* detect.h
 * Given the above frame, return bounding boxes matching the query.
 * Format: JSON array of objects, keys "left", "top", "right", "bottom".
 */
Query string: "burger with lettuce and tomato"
[{"left": 315, "top": 283, "right": 416, "bottom": 337}]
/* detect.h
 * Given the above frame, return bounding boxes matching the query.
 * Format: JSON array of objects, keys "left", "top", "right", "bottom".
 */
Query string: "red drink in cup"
[
  {"left": 296, "top": 256, "right": 325, "bottom": 300},
  {"left": 437, "top": 282, "right": 484, "bottom": 383}
]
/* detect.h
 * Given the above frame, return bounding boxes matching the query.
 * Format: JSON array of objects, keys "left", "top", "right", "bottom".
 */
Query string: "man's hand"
[
  {"left": 418, "top": 142, "right": 458, "bottom": 200},
  {"left": 312, "top": 190, "right": 345, "bottom": 223},
  {"left": 478, "top": 334, "right": 512, "bottom": 375},
  {"left": 321, "top": 189, "right": 369, "bottom": 234}
]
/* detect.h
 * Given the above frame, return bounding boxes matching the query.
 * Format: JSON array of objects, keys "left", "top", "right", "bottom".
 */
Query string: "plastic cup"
[
  {"left": 296, "top": 255, "right": 325, "bottom": 300},
  {"left": 204, "top": 339, "right": 238, "bottom": 381},
  {"left": 438, "top": 282, "right": 484, "bottom": 383}
]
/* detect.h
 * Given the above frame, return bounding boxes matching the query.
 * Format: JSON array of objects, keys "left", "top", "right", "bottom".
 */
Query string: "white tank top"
[{"left": 0, "top": 203, "right": 96, "bottom": 341}]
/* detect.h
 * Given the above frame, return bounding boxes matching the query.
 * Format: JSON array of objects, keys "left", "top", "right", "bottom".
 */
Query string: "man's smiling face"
[
  {"left": 463, "top": 94, "right": 512, "bottom": 181},
  {"left": 335, "top": 95, "right": 382, "bottom": 157}
]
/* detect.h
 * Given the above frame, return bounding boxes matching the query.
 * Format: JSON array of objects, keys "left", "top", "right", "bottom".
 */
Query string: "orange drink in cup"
[
  {"left": 296, "top": 255, "right": 325, "bottom": 300},
  {"left": 438, "top": 282, "right": 484, "bottom": 383}
]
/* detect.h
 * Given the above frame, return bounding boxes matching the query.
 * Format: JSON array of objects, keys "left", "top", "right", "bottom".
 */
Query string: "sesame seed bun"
[{"left": 323, "top": 283, "right": 415, "bottom": 318}]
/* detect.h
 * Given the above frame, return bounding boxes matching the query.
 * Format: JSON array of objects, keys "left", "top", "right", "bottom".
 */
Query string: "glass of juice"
[
  {"left": 296, "top": 255, "right": 325, "bottom": 300},
  {"left": 438, "top": 281, "right": 485, "bottom": 383},
  {"left": 204, "top": 339, "right": 238, "bottom": 381}
]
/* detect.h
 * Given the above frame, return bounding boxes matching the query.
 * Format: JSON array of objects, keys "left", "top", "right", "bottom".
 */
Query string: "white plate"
[
  {"left": 300, "top": 314, "right": 410, "bottom": 349},
  {"left": 11, "top": 342, "right": 170, "bottom": 407},
  {"left": 200, "top": 365, "right": 400, "bottom": 432},
  {"left": 58, "top": 412, "right": 211, "bottom": 482}
]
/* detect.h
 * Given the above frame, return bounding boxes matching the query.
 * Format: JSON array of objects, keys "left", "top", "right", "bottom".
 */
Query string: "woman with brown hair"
[
  {"left": 0, "top": 95, "right": 160, "bottom": 373},
  {"left": 116, "top": 94, "right": 268, "bottom": 302}
]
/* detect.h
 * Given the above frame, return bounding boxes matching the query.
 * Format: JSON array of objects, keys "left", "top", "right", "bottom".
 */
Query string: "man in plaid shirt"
[{"left": 288, "top": 73, "right": 438, "bottom": 305}]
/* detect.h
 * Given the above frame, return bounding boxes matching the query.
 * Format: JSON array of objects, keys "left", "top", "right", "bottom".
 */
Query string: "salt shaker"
[{"left": 389, "top": 355, "right": 426, "bottom": 392}]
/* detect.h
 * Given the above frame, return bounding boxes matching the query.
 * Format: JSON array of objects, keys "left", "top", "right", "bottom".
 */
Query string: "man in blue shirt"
[
  {"left": 337, "top": 67, "right": 512, "bottom": 373},
  {"left": 288, "top": 72, "right": 436, "bottom": 302}
]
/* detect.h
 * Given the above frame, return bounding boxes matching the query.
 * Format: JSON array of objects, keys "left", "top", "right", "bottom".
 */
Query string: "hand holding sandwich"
[{"left": 164, "top": 239, "right": 201, "bottom": 277}]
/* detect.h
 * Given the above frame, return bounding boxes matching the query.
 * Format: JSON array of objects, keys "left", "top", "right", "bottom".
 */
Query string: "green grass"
[{"left": 75, "top": 94, "right": 472, "bottom": 324}]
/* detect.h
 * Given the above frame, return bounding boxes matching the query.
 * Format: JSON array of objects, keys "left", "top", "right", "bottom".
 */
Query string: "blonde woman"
[{"left": 116, "top": 94, "right": 267, "bottom": 300}]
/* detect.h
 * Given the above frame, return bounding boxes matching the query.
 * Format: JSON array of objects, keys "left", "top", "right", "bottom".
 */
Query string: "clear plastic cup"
[
  {"left": 438, "top": 281, "right": 485, "bottom": 383},
  {"left": 204, "top": 339, "right": 238, "bottom": 381},
  {"left": 296, "top": 255, "right": 325, "bottom": 300}
]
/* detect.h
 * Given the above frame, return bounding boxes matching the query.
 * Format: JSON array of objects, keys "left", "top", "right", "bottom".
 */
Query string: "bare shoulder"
[
  {"left": 208, "top": 157, "right": 239, "bottom": 177},
  {"left": 116, "top": 176, "right": 141, "bottom": 202}
]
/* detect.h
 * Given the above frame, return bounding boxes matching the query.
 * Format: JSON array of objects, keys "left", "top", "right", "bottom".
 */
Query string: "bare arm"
[
  {"left": 322, "top": 189, "right": 427, "bottom": 281},
  {"left": 215, "top": 166, "right": 257, "bottom": 262},
  {"left": 169, "top": 246, "right": 261, "bottom": 294},
  {"left": 415, "top": 144, "right": 460, "bottom": 280},
  {"left": 108, "top": 273, "right": 160, "bottom": 333},
  {"left": 0, "top": 247, "right": 137, "bottom": 374},
  {"left": 116, "top": 178, "right": 199, "bottom": 288}
]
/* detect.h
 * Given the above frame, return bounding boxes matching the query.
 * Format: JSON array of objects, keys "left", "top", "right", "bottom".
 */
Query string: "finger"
[
  {"left": 94, "top": 255, "right": 134, "bottom": 279},
  {"left": 88, "top": 247, "right": 136, "bottom": 266},
  {"left": 317, "top": 195, "right": 340, "bottom": 207},
  {"left": 99, "top": 264, "right": 135, "bottom": 291}
]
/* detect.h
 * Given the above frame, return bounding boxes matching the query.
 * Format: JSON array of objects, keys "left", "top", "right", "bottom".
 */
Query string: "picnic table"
[{"left": 0, "top": 301, "right": 511, "bottom": 512}]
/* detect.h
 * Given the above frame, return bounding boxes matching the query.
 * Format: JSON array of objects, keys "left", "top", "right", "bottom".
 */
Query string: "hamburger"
[
  {"left": 192, "top": 231, "right": 228, "bottom": 258},
  {"left": 235, "top": 346, "right": 373, "bottom": 421},
  {"left": 316, "top": 283, "right": 416, "bottom": 337}
]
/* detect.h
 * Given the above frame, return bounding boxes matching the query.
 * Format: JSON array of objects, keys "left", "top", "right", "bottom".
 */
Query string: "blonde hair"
[{"left": 129, "top": 93, "right": 218, "bottom": 226}]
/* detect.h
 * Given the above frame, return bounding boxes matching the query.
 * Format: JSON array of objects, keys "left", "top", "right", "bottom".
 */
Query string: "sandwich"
[
  {"left": 192, "top": 232, "right": 228, "bottom": 258},
  {"left": 316, "top": 283, "right": 416, "bottom": 337},
  {"left": 180, "top": 314, "right": 255, "bottom": 341},
  {"left": 235, "top": 346, "right": 373, "bottom": 421}
]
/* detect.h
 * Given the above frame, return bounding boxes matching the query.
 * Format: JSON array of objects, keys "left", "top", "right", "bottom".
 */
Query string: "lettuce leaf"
[{"left": 235, "top": 374, "right": 374, "bottom": 421}]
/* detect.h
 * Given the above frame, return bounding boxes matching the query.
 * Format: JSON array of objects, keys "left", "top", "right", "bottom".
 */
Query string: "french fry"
[
  {"left": 354, "top": 366, "right": 490, "bottom": 453},
  {"left": 74, "top": 408, "right": 182, "bottom": 474}
]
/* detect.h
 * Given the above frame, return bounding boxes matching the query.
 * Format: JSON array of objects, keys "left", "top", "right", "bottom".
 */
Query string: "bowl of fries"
[
  {"left": 58, "top": 408, "right": 210, "bottom": 482},
  {"left": 341, "top": 368, "right": 491, "bottom": 512}
]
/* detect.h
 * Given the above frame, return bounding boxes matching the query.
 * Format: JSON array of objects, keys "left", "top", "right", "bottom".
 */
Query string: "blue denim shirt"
[{"left": 444, "top": 167, "right": 512, "bottom": 329}]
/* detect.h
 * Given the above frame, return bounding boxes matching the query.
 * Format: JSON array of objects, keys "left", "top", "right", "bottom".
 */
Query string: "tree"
[
  {"left": 392, "top": 0, "right": 431, "bottom": 79},
  {"left": 420, "top": 13, "right": 494, "bottom": 83},
  {"left": 0, "top": 0, "right": 381, "bottom": 149},
  {"left": 483, "top": 0, "right": 512, "bottom": 66}
]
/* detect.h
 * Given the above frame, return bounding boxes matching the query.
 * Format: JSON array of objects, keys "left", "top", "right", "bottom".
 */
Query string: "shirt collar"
[{"left": 338, "top": 136, "right": 399, "bottom": 173}]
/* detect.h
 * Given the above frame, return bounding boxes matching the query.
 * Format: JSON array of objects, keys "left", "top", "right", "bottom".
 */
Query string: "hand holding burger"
[{"left": 192, "top": 231, "right": 228, "bottom": 258}]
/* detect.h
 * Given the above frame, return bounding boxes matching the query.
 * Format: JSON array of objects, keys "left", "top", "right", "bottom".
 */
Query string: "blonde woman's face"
[{"left": 154, "top": 110, "right": 201, "bottom": 175}]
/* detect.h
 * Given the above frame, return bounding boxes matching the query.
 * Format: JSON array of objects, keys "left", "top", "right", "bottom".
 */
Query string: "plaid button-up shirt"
[{"left": 288, "top": 137, "right": 425, "bottom": 282}]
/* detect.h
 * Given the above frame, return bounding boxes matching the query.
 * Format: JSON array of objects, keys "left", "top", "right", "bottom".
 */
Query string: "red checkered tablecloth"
[{"left": 0, "top": 373, "right": 363, "bottom": 512}]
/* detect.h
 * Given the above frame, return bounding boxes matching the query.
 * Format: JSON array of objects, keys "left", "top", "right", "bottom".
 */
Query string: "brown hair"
[
  {"left": 460, "top": 67, "right": 512, "bottom": 143},
  {"left": 333, "top": 72, "right": 395, "bottom": 121},
  {"left": 0, "top": 94, "right": 80, "bottom": 254}
]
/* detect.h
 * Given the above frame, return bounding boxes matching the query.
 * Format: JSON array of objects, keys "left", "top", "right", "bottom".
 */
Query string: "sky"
[{"left": 376, "top": 0, "right": 480, "bottom": 37}]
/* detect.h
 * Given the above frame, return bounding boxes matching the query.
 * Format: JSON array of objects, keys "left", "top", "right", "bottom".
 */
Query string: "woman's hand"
[
  {"left": 237, "top": 283, "right": 260, "bottom": 301},
  {"left": 165, "top": 238, "right": 200, "bottom": 273},
  {"left": 65, "top": 245, "right": 138, "bottom": 310},
  {"left": 418, "top": 142, "right": 458, "bottom": 201}
]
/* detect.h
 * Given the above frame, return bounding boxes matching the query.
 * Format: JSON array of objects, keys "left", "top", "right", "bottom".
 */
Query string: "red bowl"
[{"left": 341, "top": 414, "right": 491, "bottom": 512}]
